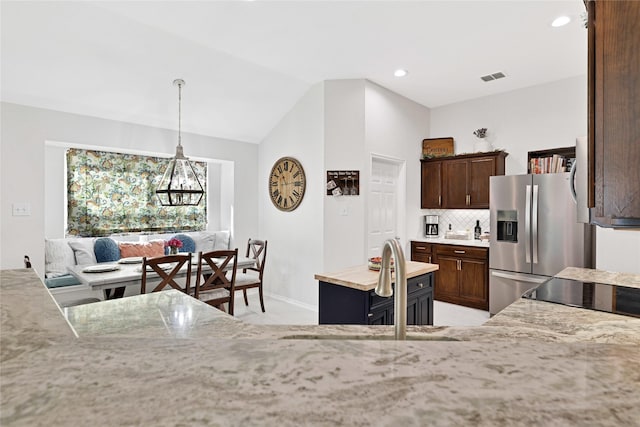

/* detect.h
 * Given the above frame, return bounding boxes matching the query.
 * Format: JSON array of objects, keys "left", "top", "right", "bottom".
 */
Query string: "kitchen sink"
[{"left": 279, "top": 334, "right": 460, "bottom": 341}]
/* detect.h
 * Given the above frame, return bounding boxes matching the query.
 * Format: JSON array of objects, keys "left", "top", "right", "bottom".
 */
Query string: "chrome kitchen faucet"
[{"left": 375, "top": 238, "right": 407, "bottom": 340}]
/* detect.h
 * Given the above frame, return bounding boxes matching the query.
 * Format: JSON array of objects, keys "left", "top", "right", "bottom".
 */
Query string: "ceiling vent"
[{"left": 481, "top": 72, "right": 506, "bottom": 82}]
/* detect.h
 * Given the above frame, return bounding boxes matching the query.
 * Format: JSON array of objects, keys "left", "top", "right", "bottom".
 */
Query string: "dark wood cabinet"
[
  {"left": 318, "top": 273, "right": 434, "bottom": 326},
  {"left": 458, "top": 257, "right": 488, "bottom": 307},
  {"left": 434, "top": 245, "right": 488, "bottom": 310},
  {"left": 410, "top": 241, "right": 432, "bottom": 263},
  {"left": 443, "top": 158, "right": 469, "bottom": 208},
  {"left": 467, "top": 156, "right": 499, "bottom": 208},
  {"left": 421, "top": 151, "right": 507, "bottom": 210},
  {"left": 412, "top": 242, "right": 488, "bottom": 311},
  {"left": 433, "top": 254, "right": 460, "bottom": 298},
  {"left": 420, "top": 161, "right": 442, "bottom": 208},
  {"left": 588, "top": 0, "right": 640, "bottom": 227}
]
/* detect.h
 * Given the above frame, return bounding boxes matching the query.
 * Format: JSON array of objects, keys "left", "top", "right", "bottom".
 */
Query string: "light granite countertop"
[
  {"left": 2, "top": 268, "right": 640, "bottom": 426},
  {"left": 556, "top": 266, "right": 640, "bottom": 289}
]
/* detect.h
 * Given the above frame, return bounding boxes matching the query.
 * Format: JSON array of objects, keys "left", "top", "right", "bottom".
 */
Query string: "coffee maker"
[{"left": 424, "top": 215, "right": 439, "bottom": 238}]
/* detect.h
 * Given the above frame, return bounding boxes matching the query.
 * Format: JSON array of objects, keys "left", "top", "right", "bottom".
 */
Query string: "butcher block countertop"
[{"left": 314, "top": 261, "right": 439, "bottom": 291}]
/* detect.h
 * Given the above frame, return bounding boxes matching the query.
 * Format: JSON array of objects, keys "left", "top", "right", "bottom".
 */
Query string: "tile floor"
[{"left": 234, "top": 289, "right": 489, "bottom": 326}]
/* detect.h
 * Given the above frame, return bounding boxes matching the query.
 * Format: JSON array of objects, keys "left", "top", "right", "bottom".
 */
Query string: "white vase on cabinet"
[{"left": 473, "top": 138, "right": 492, "bottom": 153}]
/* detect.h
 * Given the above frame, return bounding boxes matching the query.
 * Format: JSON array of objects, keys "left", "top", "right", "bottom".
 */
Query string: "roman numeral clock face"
[{"left": 269, "top": 157, "right": 306, "bottom": 211}]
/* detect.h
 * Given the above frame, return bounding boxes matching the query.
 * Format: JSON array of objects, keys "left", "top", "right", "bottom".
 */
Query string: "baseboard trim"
[{"left": 264, "top": 292, "right": 318, "bottom": 313}]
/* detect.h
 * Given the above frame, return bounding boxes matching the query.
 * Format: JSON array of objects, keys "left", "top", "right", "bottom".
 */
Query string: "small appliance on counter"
[{"left": 424, "top": 215, "right": 439, "bottom": 238}]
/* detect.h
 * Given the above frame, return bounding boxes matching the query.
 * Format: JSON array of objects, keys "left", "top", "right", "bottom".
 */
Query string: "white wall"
[
  {"left": 1, "top": 102, "right": 259, "bottom": 276},
  {"left": 259, "top": 83, "right": 325, "bottom": 308},
  {"left": 323, "top": 80, "right": 367, "bottom": 270},
  {"left": 323, "top": 79, "right": 433, "bottom": 268},
  {"left": 364, "top": 81, "right": 430, "bottom": 250},
  {"left": 260, "top": 79, "right": 431, "bottom": 308},
  {"left": 430, "top": 76, "right": 640, "bottom": 274},
  {"left": 595, "top": 228, "right": 640, "bottom": 274},
  {"left": 324, "top": 80, "right": 431, "bottom": 284},
  {"left": 430, "top": 76, "right": 588, "bottom": 175}
]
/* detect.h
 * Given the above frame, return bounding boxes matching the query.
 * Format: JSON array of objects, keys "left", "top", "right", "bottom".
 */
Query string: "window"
[{"left": 66, "top": 148, "right": 207, "bottom": 236}]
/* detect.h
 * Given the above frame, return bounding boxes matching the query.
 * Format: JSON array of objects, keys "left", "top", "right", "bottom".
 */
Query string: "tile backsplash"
[{"left": 421, "top": 209, "right": 490, "bottom": 238}]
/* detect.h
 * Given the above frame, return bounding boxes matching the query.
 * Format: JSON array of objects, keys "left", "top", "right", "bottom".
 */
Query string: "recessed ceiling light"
[
  {"left": 394, "top": 69, "right": 408, "bottom": 77},
  {"left": 551, "top": 16, "right": 571, "bottom": 27}
]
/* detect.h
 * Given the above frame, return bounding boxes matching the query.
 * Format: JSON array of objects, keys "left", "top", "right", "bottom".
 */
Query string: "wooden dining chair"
[
  {"left": 193, "top": 249, "right": 238, "bottom": 315},
  {"left": 141, "top": 253, "right": 192, "bottom": 294},
  {"left": 234, "top": 239, "right": 267, "bottom": 313}
]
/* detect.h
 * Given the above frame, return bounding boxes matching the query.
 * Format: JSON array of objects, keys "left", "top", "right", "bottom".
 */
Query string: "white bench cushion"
[
  {"left": 45, "top": 238, "right": 76, "bottom": 278},
  {"left": 67, "top": 238, "right": 97, "bottom": 265}
]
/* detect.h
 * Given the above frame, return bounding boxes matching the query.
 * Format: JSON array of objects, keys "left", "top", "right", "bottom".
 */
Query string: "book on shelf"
[{"left": 530, "top": 155, "right": 574, "bottom": 174}]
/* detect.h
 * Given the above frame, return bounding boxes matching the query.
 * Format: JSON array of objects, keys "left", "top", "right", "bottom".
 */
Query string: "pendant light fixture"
[{"left": 155, "top": 79, "right": 204, "bottom": 206}]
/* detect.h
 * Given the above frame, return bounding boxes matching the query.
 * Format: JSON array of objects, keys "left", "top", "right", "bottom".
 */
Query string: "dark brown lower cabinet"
[{"left": 411, "top": 241, "right": 488, "bottom": 311}]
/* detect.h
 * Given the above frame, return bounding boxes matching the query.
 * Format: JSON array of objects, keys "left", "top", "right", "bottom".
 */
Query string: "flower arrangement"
[
  {"left": 165, "top": 238, "right": 183, "bottom": 254},
  {"left": 473, "top": 128, "right": 488, "bottom": 139}
]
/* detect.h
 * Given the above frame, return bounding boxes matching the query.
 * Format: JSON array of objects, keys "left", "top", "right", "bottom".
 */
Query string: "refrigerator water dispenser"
[{"left": 497, "top": 210, "right": 518, "bottom": 242}]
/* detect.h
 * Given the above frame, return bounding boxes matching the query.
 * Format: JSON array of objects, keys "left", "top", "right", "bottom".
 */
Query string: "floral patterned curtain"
[{"left": 66, "top": 148, "right": 207, "bottom": 236}]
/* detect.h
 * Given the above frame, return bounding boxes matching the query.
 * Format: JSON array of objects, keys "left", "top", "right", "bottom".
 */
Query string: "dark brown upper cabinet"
[
  {"left": 421, "top": 160, "right": 443, "bottom": 208},
  {"left": 588, "top": 0, "right": 640, "bottom": 227},
  {"left": 421, "top": 151, "right": 507, "bottom": 210}
]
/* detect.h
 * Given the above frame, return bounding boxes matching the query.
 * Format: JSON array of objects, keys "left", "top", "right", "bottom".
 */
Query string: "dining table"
[{"left": 67, "top": 255, "right": 256, "bottom": 300}]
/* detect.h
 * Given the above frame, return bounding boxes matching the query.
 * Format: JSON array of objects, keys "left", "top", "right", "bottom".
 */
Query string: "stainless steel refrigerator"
[{"left": 489, "top": 172, "right": 593, "bottom": 315}]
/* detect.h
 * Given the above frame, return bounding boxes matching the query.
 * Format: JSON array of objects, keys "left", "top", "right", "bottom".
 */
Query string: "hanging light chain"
[{"left": 173, "top": 78, "right": 185, "bottom": 148}]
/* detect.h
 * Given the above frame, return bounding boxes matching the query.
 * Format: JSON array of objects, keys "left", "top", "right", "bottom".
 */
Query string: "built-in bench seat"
[{"left": 45, "top": 230, "right": 232, "bottom": 305}]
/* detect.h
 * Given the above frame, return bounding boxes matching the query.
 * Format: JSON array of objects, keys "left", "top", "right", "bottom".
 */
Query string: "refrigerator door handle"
[
  {"left": 525, "top": 184, "right": 532, "bottom": 263},
  {"left": 569, "top": 161, "right": 578, "bottom": 203},
  {"left": 491, "top": 271, "right": 548, "bottom": 284},
  {"left": 532, "top": 184, "right": 539, "bottom": 264}
]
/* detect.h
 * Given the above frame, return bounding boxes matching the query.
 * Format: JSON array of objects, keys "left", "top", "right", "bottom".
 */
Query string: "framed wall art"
[{"left": 326, "top": 170, "right": 359, "bottom": 196}]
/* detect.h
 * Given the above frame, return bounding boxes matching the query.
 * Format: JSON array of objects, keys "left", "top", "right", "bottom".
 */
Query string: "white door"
[{"left": 368, "top": 157, "right": 402, "bottom": 259}]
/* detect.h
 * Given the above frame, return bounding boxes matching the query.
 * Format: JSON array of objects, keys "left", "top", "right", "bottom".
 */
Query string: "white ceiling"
[{"left": 1, "top": 1, "right": 587, "bottom": 144}]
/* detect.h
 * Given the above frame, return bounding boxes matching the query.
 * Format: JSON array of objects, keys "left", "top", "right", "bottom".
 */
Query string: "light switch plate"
[{"left": 12, "top": 202, "right": 31, "bottom": 216}]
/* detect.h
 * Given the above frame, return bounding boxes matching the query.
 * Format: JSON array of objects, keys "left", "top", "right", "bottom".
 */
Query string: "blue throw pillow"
[
  {"left": 170, "top": 233, "right": 196, "bottom": 253},
  {"left": 94, "top": 237, "right": 120, "bottom": 262}
]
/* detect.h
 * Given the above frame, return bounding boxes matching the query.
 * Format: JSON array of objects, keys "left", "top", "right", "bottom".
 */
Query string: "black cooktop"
[{"left": 522, "top": 277, "right": 640, "bottom": 318}]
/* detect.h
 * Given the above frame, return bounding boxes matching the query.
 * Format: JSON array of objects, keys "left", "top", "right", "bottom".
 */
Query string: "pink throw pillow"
[{"left": 118, "top": 240, "right": 165, "bottom": 258}]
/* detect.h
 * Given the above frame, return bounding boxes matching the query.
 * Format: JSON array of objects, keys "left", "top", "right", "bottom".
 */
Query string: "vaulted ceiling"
[{"left": 1, "top": 1, "right": 587, "bottom": 144}]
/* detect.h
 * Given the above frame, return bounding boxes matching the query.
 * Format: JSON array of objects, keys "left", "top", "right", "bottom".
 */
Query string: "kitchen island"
[
  {"left": 315, "top": 261, "right": 438, "bottom": 325},
  {"left": 1, "top": 268, "right": 640, "bottom": 426}
]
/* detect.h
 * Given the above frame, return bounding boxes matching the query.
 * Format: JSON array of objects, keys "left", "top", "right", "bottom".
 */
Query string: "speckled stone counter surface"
[
  {"left": 2, "top": 268, "right": 640, "bottom": 426},
  {"left": 556, "top": 266, "right": 640, "bottom": 289}
]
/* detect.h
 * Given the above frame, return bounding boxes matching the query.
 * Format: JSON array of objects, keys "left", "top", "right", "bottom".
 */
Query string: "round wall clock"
[{"left": 269, "top": 156, "right": 306, "bottom": 211}]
